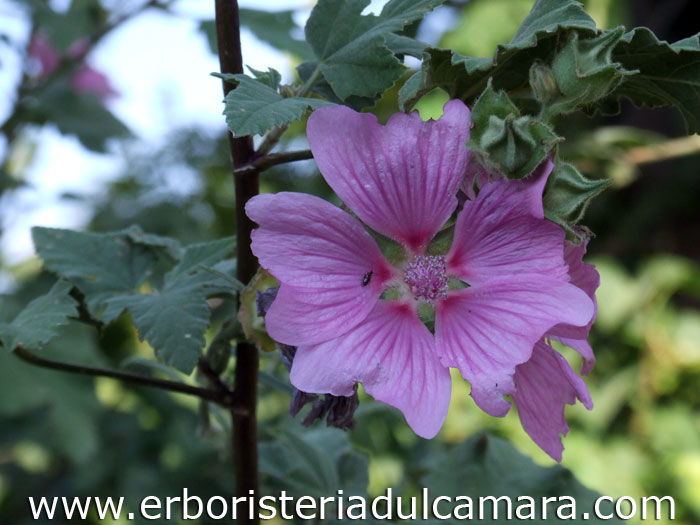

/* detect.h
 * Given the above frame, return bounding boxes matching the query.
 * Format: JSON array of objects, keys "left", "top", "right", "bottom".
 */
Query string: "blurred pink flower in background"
[
  {"left": 27, "top": 33, "right": 61, "bottom": 77},
  {"left": 70, "top": 66, "right": 119, "bottom": 102},
  {"left": 27, "top": 32, "right": 118, "bottom": 102}
]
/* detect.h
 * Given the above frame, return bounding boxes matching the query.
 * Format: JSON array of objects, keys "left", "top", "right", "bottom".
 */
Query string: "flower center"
[{"left": 403, "top": 255, "right": 449, "bottom": 303}]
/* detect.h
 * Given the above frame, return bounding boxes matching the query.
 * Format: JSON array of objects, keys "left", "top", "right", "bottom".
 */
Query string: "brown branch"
[
  {"left": 234, "top": 149, "right": 313, "bottom": 175},
  {"left": 624, "top": 134, "right": 700, "bottom": 165},
  {"left": 215, "top": 1, "right": 259, "bottom": 522},
  {"left": 12, "top": 346, "right": 245, "bottom": 413}
]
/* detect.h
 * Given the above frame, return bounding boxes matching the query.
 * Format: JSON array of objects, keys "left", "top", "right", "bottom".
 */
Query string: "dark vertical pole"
[{"left": 214, "top": 2, "right": 259, "bottom": 523}]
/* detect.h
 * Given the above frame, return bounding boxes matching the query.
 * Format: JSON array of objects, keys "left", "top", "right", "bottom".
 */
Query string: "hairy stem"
[
  {"left": 12, "top": 346, "right": 244, "bottom": 411},
  {"left": 215, "top": 0, "right": 259, "bottom": 521}
]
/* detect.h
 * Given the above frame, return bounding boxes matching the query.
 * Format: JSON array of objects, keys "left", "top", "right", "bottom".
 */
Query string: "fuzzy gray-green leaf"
[
  {"left": 400, "top": 0, "right": 597, "bottom": 109},
  {"left": 305, "top": 0, "right": 444, "bottom": 100},
  {"left": 223, "top": 74, "right": 333, "bottom": 137},
  {"left": 0, "top": 280, "right": 78, "bottom": 352}
]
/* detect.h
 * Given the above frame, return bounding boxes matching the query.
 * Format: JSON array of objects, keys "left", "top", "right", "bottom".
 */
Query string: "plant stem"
[
  {"left": 215, "top": 1, "right": 259, "bottom": 522},
  {"left": 625, "top": 134, "right": 700, "bottom": 165},
  {"left": 12, "top": 346, "right": 244, "bottom": 411},
  {"left": 234, "top": 149, "right": 313, "bottom": 175}
]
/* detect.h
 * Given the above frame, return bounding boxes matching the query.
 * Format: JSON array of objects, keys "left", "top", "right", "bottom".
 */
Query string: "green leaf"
[
  {"left": 32, "top": 226, "right": 175, "bottom": 317},
  {"left": 214, "top": 67, "right": 282, "bottom": 91},
  {"left": 200, "top": 9, "right": 313, "bottom": 60},
  {"left": 469, "top": 81, "right": 560, "bottom": 178},
  {"left": 102, "top": 290, "right": 210, "bottom": 373},
  {"left": 223, "top": 74, "right": 333, "bottom": 137},
  {"left": 102, "top": 238, "right": 237, "bottom": 373},
  {"left": 544, "top": 162, "right": 612, "bottom": 226},
  {"left": 163, "top": 237, "right": 236, "bottom": 292},
  {"left": 422, "top": 434, "right": 622, "bottom": 523},
  {"left": 399, "top": 0, "right": 597, "bottom": 109},
  {"left": 297, "top": 61, "right": 377, "bottom": 111},
  {"left": 385, "top": 33, "right": 429, "bottom": 58},
  {"left": 305, "top": 0, "right": 444, "bottom": 100},
  {"left": 0, "top": 346, "right": 102, "bottom": 463},
  {"left": 260, "top": 427, "right": 368, "bottom": 499},
  {"left": 0, "top": 280, "right": 78, "bottom": 352},
  {"left": 247, "top": 66, "right": 282, "bottom": 90},
  {"left": 543, "top": 29, "right": 632, "bottom": 117},
  {"left": 601, "top": 28, "right": 700, "bottom": 134}
]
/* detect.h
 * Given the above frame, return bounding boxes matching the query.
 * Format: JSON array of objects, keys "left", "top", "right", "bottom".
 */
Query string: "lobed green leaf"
[
  {"left": 601, "top": 28, "right": 700, "bottom": 134},
  {"left": 223, "top": 74, "right": 333, "bottom": 137},
  {"left": 422, "top": 434, "right": 622, "bottom": 523},
  {"left": 399, "top": 0, "right": 596, "bottom": 109},
  {"left": 306, "top": 0, "right": 444, "bottom": 101},
  {"left": 0, "top": 280, "right": 78, "bottom": 352}
]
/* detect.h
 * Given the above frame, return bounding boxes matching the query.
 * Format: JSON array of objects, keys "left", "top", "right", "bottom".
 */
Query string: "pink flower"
[
  {"left": 246, "top": 100, "right": 595, "bottom": 452},
  {"left": 28, "top": 33, "right": 61, "bottom": 77},
  {"left": 27, "top": 33, "right": 118, "bottom": 102},
  {"left": 70, "top": 66, "right": 119, "bottom": 102}
]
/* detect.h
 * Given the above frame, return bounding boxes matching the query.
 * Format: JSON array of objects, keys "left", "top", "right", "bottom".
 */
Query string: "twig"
[
  {"left": 12, "top": 346, "right": 245, "bottom": 413},
  {"left": 624, "top": 134, "right": 700, "bottom": 165},
  {"left": 234, "top": 149, "right": 313, "bottom": 175}
]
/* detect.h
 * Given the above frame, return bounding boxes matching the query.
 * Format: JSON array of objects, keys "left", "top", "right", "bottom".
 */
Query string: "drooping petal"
[
  {"left": 307, "top": 100, "right": 471, "bottom": 253},
  {"left": 447, "top": 160, "right": 557, "bottom": 283},
  {"left": 552, "top": 336, "right": 595, "bottom": 376},
  {"left": 435, "top": 281, "right": 593, "bottom": 417},
  {"left": 513, "top": 341, "right": 592, "bottom": 462},
  {"left": 440, "top": 165, "right": 594, "bottom": 415},
  {"left": 549, "top": 239, "right": 600, "bottom": 374},
  {"left": 247, "top": 192, "right": 394, "bottom": 345},
  {"left": 291, "top": 301, "right": 452, "bottom": 438}
]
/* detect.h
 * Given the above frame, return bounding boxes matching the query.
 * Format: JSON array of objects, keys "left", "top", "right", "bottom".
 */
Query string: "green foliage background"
[{"left": 1, "top": 0, "right": 699, "bottom": 523}]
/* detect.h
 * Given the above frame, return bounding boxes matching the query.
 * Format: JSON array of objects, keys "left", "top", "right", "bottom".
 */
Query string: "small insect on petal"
[{"left": 362, "top": 271, "right": 373, "bottom": 287}]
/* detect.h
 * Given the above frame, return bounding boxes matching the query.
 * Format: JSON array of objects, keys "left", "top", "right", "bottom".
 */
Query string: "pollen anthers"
[{"left": 403, "top": 255, "right": 449, "bottom": 304}]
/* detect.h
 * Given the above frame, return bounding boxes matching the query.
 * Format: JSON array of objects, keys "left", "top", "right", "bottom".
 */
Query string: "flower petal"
[
  {"left": 552, "top": 337, "right": 595, "bottom": 376},
  {"left": 446, "top": 161, "right": 560, "bottom": 284},
  {"left": 291, "top": 301, "right": 452, "bottom": 438},
  {"left": 307, "top": 100, "right": 471, "bottom": 253},
  {"left": 265, "top": 284, "right": 381, "bottom": 346},
  {"left": 247, "top": 192, "right": 393, "bottom": 345},
  {"left": 513, "top": 341, "right": 592, "bottom": 462},
  {"left": 549, "top": 239, "right": 600, "bottom": 374},
  {"left": 435, "top": 281, "right": 593, "bottom": 417}
]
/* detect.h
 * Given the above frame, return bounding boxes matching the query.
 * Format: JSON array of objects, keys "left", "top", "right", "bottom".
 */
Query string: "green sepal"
[
  {"left": 543, "top": 162, "right": 612, "bottom": 227},
  {"left": 469, "top": 81, "right": 561, "bottom": 178},
  {"left": 426, "top": 224, "right": 455, "bottom": 256},
  {"left": 238, "top": 269, "right": 280, "bottom": 352}
]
